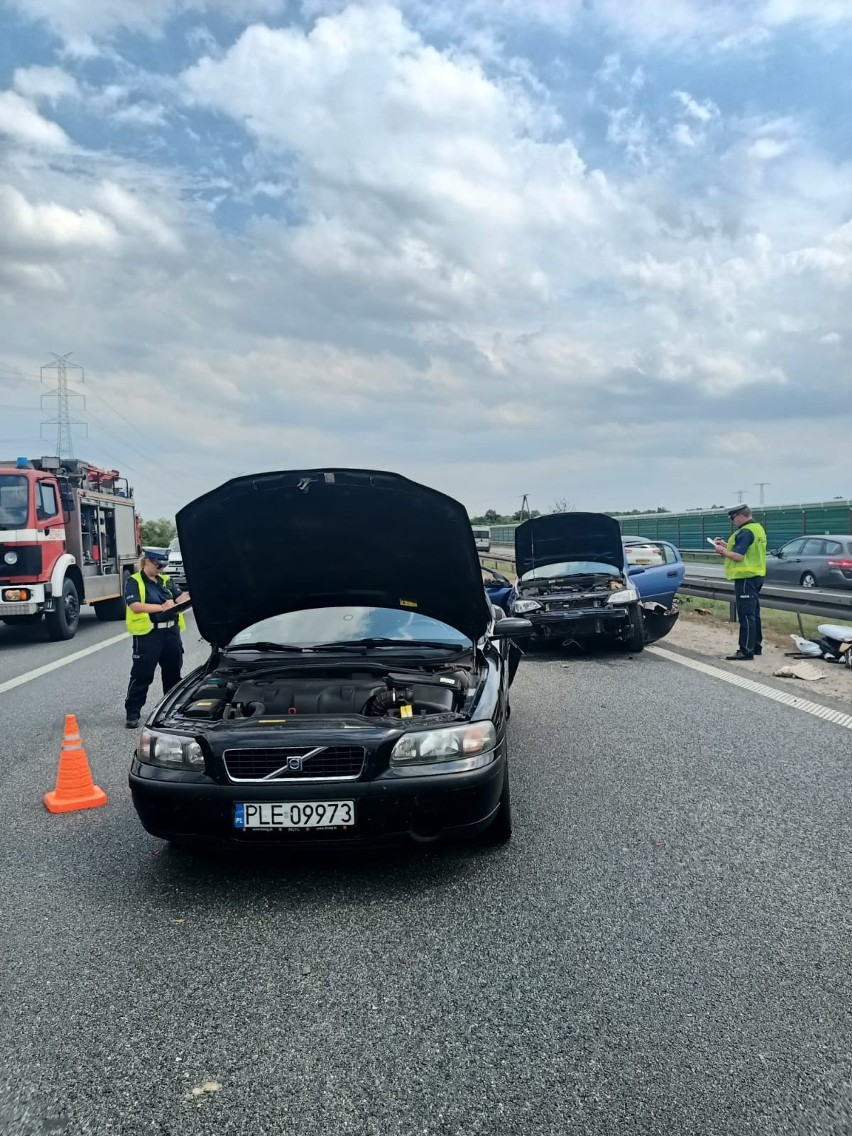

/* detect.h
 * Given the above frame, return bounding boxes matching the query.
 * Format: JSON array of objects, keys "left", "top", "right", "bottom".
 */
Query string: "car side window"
[
  {"left": 37, "top": 482, "right": 59, "bottom": 521},
  {"left": 824, "top": 540, "right": 842, "bottom": 556},
  {"left": 661, "top": 543, "right": 679, "bottom": 564},
  {"left": 780, "top": 539, "right": 805, "bottom": 555},
  {"left": 801, "top": 539, "right": 825, "bottom": 556}
]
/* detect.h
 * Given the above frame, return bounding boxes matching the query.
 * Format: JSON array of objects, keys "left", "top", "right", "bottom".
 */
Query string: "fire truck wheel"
[{"left": 46, "top": 578, "right": 81, "bottom": 641}]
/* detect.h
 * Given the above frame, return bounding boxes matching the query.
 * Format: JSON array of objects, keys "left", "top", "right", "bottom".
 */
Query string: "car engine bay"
[
  {"left": 167, "top": 664, "right": 474, "bottom": 724},
  {"left": 517, "top": 573, "right": 626, "bottom": 599}
]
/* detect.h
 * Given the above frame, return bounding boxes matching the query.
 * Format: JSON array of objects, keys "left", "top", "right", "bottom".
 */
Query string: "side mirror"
[
  {"left": 772, "top": 549, "right": 782, "bottom": 558},
  {"left": 627, "top": 565, "right": 646, "bottom": 576},
  {"left": 489, "top": 617, "right": 532, "bottom": 639}
]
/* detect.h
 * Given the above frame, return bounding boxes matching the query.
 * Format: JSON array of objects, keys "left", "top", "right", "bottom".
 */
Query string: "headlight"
[
  {"left": 513, "top": 599, "right": 541, "bottom": 614},
  {"left": 607, "top": 586, "right": 639, "bottom": 605},
  {"left": 138, "top": 729, "right": 205, "bottom": 770},
  {"left": 3, "top": 551, "right": 17, "bottom": 565},
  {"left": 390, "top": 722, "right": 497, "bottom": 776}
]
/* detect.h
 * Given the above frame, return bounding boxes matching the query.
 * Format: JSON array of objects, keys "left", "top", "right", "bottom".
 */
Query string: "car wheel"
[
  {"left": 45, "top": 578, "right": 80, "bottom": 641},
  {"left": 800, "top": 572, "right": 817, "bottom": 588},
  {"left": 622, "top": 608, "right": 646, "bottom": 653},
  {"left": 480, "top": 770, "right": 512, "bottom": 845}
]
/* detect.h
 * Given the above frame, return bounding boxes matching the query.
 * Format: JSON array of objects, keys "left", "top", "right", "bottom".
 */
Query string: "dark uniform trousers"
[
  {"left": 734, "top": 577, "right": 763, "bottom": 655},
  {"left": 125, "top": 626, "right": 184, "bottom": 718}
]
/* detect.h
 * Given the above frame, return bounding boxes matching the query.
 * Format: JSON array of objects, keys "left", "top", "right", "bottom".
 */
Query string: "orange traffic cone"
[{"left": 44, "top": 713, "right": 107, "bottom": 814}]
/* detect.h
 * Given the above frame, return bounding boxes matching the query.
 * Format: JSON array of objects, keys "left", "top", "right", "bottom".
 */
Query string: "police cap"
[
  {"left": 726, "top": 504, "right": 750, "bottom": 518},
  {"left": 143, "top": 547, "right": 169, "bottom": 565}
]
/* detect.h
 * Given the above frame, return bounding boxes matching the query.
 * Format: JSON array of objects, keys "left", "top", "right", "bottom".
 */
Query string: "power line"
[{"left": 755, "top": 482, "right": 770, "bottom": 507}]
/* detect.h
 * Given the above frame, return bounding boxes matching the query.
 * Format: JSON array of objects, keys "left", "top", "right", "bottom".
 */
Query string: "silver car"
[{"left": 765, "top": 534, "right": 852, "bottom": 590}]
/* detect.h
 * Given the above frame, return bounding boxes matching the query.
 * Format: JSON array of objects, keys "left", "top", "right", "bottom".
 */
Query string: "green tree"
[{"left": 139, "top": 518, "right": 176, "bottom": 547}]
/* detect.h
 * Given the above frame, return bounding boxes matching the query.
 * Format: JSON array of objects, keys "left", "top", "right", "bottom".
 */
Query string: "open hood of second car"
[
  {"left": 514, "top": 512, "right": 625, "bottom": 577},
  {"left": 176, "top": 468, "right": 493, "bottom": 647}
]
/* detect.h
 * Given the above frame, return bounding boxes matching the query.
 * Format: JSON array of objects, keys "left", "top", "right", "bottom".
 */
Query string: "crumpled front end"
[{"left": 640, "top": 598, "right": 680, "bottom": 643}]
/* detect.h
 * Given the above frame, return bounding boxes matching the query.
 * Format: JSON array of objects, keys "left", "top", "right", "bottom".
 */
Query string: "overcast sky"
[{"left": 1, "top": 0, "right": 850, "bottom": 521}]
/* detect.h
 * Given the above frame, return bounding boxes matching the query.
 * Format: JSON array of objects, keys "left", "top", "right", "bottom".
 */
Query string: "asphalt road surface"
[{"left": 2, "top": 621, "right": 851, "bottom": 1136}]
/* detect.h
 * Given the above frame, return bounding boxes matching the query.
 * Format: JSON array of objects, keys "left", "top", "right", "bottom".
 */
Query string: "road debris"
[
  {"left": 188, "top": 1081, "right": 222, "bottom": 1101},
  {"left": 774, "top": 662, "right": 825, "bottom": 682}
]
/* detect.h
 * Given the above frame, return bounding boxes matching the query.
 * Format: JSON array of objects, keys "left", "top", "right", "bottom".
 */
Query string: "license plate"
[{"left": 234, "top": 801, "right": 355, "bottom": 830}]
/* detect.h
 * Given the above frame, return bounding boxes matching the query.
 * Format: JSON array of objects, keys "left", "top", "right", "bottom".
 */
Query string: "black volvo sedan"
[{"left": 129, "top": 468, "right": 531, "bottom": 849}]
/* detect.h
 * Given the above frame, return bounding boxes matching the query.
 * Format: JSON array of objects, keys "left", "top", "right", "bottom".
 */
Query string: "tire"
[
  {"left": 480, "top": 769, "right": 512, "bottom": 845},
  {"left": 2, "top": 613, "right": 43, "bottom": 626},
  {"left": 94, "top": 594, "right": 126, "bottom": 621},
  {"left": 622, "top": 608, "right": 646, "bottom": 653},
  {"left": 800, "top": 572, "right": 817, "bottom": 589},
  {"left": 45, "top": 578, "right": 81, "bottom": 641}
]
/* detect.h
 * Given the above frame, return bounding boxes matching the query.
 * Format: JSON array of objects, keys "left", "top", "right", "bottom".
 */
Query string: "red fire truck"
[{"left": 0, "top": 456, "right": 141, "bottom": 640}]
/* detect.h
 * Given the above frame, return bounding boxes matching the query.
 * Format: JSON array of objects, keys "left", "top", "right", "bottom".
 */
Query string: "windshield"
[
  {"left": 472, "top": 528, "right": 489, "bottom": 538},
  {"left": 0, "top": 475, "right": 29, "bottom": 529},
  {"left": 520, "top": 561, "right": 622, "bottom": 581},
  {"left": 227, "top": 606, "right": 472, "bottom": 649},
  {"left": 168, "top": 537, "right": 181, "bottom": 556}
]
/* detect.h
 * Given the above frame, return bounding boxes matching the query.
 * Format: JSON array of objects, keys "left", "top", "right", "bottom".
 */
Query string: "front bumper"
[
  {"left": 0, "top": 583, "right": 45, "bottom": 616},
  {"left": 129, "top": 747, "right": 506, "bottom": 847},
  {"left": 166, "top": 565, "right": 187, "bottom": 590},
  {"left": 522, "top": 605, "right": 633, "bottom": 639}
]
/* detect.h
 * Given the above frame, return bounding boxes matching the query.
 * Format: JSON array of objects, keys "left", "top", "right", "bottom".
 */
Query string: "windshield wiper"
[
  {"left": 305, "top": 638, "right": 466, "bottom": 652},
  {"left": 223, "top": 642, "right": 306, "bottom": 653}
]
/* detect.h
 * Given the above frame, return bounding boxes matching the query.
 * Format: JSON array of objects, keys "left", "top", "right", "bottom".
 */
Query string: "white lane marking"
[
  {"left": 0, "top": 632, "right": 127, "bottom": 696},
  {"left": 648, "top": 645, "right": 852, "bottom": 730}
]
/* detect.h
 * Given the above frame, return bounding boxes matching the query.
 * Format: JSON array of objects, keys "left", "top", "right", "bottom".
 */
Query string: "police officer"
[
  {"left": 124, "top": 548, "right": 191, "bottom": 728},
  {"left": 713, "top": 505, "right": 767, "bottom": 661}
]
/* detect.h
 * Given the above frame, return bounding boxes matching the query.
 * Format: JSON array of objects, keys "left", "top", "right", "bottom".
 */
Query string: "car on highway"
[
  {"left": 482, "top": 524, "right": 683, "bottom": 649},
  {"left": 165, "top": 536, "right": 186, "bottom": 590},
  {"left": 764, "top": 535, "right": 852, "bottom": 590},
  {"left": 129, "top": 469, "right": 531, "bottom": 850}
]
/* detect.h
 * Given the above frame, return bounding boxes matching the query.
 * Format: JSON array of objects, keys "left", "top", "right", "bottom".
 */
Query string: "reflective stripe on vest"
[
  {"left": 724, "top": 521, "right": 767, "bottom": 580},
  {"left": 125, "top": 571, "right": 186, "bottom": 635}
]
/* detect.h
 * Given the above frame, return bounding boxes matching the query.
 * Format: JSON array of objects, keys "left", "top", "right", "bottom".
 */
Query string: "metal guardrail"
[{"left": 481, "top": 549, "right": 852, "bottom": 625}]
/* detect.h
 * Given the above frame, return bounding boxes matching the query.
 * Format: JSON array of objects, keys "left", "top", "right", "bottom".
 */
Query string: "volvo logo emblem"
[{"left": 287, "top": 756, "right": 303, "bottom": 771}]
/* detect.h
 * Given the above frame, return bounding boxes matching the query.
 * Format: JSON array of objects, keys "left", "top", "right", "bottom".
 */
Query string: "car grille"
[
  {"left": 222, "top": 745, "right": 366, "bottom": 782},
  {"left": 545, "top": 596, "right": 607, "bottom": 611}
]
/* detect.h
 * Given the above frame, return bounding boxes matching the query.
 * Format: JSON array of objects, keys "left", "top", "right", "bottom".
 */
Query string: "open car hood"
[
  {"left": 176, "top": 468, "right": 493, "bottom": 647},
  {"left": 514, "top": 512, "right": 625, "bottom": 577}
]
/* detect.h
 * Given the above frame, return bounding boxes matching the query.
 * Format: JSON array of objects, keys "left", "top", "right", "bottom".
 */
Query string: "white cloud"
[
  {"left": 181, "top": 3, "right": 614, "bottom": 329},
  {"left": 0, "top": 90, "right": 71, "bottom": 150},
  {"left": 93, "top": 182, "right": 182, "bottom": 251},
  {"left": 748, "top": 137, "right": 791, "bottom": 161},
  {"left": 12, "top": 66, "right": 79, "bottom": 102},
  {"left": 674, "top": 90, "right": 719, "bottom": 123},
  {"left": 3, "top": 1, "right": 852, "bottom": 516},
  {"left": 7, "top": 0, "right": 287, "bottom": 44},
  {"left": 0, "top": 185, "right": 119, "bottom": 255}
]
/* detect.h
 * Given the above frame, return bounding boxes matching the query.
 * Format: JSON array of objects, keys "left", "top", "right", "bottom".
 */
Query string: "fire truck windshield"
[{"left": 0, "top": 474, "right": 29, "bottom": 529}]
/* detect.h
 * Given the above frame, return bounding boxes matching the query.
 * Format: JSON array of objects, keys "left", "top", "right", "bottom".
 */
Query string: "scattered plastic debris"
[
  {"left": 189, "top": 1081, "right": 222, "bottom": 1100},
  {"left": 790, "top": 635, "right": 823, "bottom": 657}
]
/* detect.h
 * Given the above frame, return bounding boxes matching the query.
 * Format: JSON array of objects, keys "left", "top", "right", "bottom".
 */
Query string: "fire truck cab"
[{"left": 0, "top": 456, "right": 140, "bottom": 640}]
